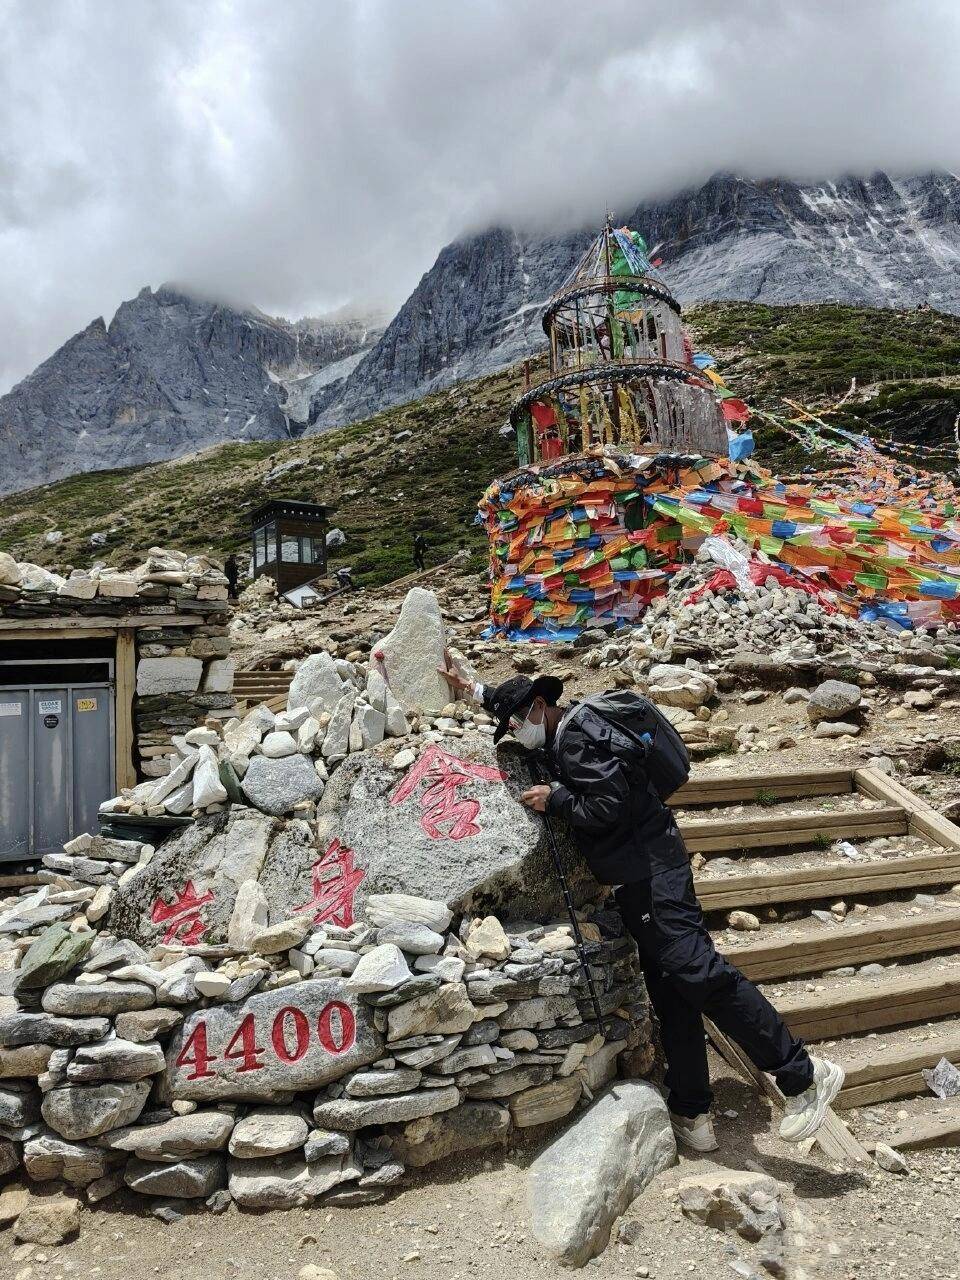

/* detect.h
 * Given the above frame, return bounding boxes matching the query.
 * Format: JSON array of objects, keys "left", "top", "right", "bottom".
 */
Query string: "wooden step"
[
  {"left": 679, "top": 805, "right": 907, "bottom": 854},
  {"left": 675, "top": 767, "right": 853, "bottom": 808},
  {"left": 695, "top": 849, "right": 960, "bottom": 913},
  {"left": 775, "top": 968, "right": 960, "bottom": 1041},
  {"left": 827, "top": 1022, "right": 960, "bottom": 1108},
  {"left": 864, "top": 1111, "right": 960, "bottom": 1152},
  {"left": 856, "top": 766, "right": 960, "bottom": 851},
  {"left": 722, "top": 907, "right": 960, "bottom": 981}
]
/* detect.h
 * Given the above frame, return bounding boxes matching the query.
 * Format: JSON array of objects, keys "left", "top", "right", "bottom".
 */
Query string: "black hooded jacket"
[{"left": 512, "top": 698, "right": 689, "bottom": 884}]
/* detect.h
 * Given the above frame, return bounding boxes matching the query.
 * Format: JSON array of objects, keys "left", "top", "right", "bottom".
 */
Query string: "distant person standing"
[
  {"left": 413, "top": 533, "right": 427, "bottom": 572},
  {"left": 224, "top": 553, "right": 239, "bottom": 600}
]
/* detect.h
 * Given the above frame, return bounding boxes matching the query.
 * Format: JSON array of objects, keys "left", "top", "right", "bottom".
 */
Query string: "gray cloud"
[{"left": 1, "top": 0, "right": 958, "bottom": 391}]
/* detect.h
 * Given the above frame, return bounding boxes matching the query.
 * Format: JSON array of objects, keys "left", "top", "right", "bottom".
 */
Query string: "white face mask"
[{"left": 512, "top": 708, "right": 546, "bottom": 750}]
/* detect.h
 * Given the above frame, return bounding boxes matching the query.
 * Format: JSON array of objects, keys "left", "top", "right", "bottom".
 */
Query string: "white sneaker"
[
  {"left": 778, "top": 1056, "right": 845, "bottom": 1143},
  {"left": 670, "top": 1111, "right": 719, "bottom": 1153}
]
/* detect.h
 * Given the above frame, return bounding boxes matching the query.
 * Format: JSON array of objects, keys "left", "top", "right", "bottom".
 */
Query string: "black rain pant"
[{"left": 616, "top": 864, "right": 813, "bottom": 1118}]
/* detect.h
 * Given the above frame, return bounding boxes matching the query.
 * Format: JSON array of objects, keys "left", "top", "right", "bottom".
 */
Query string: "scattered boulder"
[
  {"left": 527, "top": 1082, "right": 676, "bottom": 1266},
  {"left": 94, "top": 1111, "right": 235, "bottom": 1160},
  {"left": 228, "top": 1109, "right": 310, "bottom": 1158},
  {"left": 13, "top": 1194, "right": 82, "bottom": 1245},
  {"left": 874, "top": 1142, "right": 909, "bottom": 1173},
  {"left": 393, "top": 1100, "right": 511, "bottom": 1168},
  {"left": 647, "top": 664, "right": 716, "bottom": 710},
  {"left": 41, "top": 1080, "right": 151, "bottom": 1141},
  {"left": 13, "top": 924, "right": 94, "bottom": 994},
  {"left": 125, "top": 1155, "right": 225, "bottom": 1198},
  {"left": 23, "top": 1133, "right": 122, "bottom": 1186},
  {"left": 676, "top": 1169, "right": 784, "bottom": 1241},
  {"left": 806, "top": 679, "right": 862, "bottom": 725},
  {"left": 288, "top": 652, "right": 345, "bottom": 717},
  {"left": 228, "top": 1151, "right": 360, "bottom": 1209}
]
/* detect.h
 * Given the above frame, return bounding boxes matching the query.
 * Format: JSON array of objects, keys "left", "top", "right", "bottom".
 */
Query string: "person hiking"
[
  {"left": 413, "top": 533, "right": 427, "bottom": 573},
  {"left": 223, "top": 552, "right": 239, "bottom": 601},
  {"left": 439, "top": 662, "right": 844, "bottom": 1152}
]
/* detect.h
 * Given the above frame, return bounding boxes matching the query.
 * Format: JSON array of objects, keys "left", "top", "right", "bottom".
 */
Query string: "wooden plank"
[
  {"left": 776, "top": 972, "right": 960, "bottom": 1041},
  {"left": 835, "top": 1024, "right": 960, "bottom": 1089},
  {"left": 863, "top": 1113, "right": 960, "bottom": 1152},
  {"left": 680, "top": 807, "right": 907, "bottom": 854},
  {"left": 674, "top": 768, "right": 853, "bottom": 807},
  {"left": 695, "top": 850, "right": 960, "bottom": 913},
  {"left": 0, "top": 874, "right": 42, "bottom": 889},
  {"left": 114, "top": 629, "right": 137, "bottom": 791},
  {"left": 703, "top": 1017, "right": 870, "bottom": 1164},
  {"left": 838, "top": 1073, "right": 935, "bottom": 1108},
  {"left": 0, "top": 613, "right": 207, "bottom": 634},
  {"left": 723, "top": 908, "right": 960, "bottom": 981},
  {"left": 855, "top": 767, "right": 960, "bottom": 851}
]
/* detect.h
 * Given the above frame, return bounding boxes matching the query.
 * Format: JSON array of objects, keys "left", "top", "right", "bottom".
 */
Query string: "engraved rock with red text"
[
  {"left": 316, "top": 732, "right": 600, "bottom": 920},
  {"left": 166, "top": 979, "right": 383, "bottom": 1102}
]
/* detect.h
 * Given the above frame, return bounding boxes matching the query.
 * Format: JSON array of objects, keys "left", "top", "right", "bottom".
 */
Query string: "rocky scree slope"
[
  {"left": 4, "top": 300, "right": 960, "bottom": 589},
  {"left": 0, "top": 285, "right": 382, "bottom": 497},
  {"left": 316, "top": 171, "right": 960, "bottom": 427}
]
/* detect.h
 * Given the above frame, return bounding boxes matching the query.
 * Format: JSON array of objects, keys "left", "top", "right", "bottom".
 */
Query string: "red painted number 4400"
[{"left": 176, "top": 1001, "right": 356, "bottom": 1080}]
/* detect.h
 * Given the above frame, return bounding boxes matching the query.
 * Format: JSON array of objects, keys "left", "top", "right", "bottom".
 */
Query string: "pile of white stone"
[
  {"left": 100, "top": 586, "right": 489, "bottom": 823},
  {"left": 0, "top": 891, "right": 647, "bottom": 1228},
  {"left": 628, "top": 552, "right": 959, "bottom": 664},
  {"left": 0, "top": 547, "right": 229, "bottom": 605}
]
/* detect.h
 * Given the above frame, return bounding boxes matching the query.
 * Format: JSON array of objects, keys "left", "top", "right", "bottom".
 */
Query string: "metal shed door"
[
  {"left": 0, "top": 692, "right": 29, "bottom": 858},
  {"left": 70, "top": 688, "right": 113, "bottom": 839},
  {"left": 0, "top": 683, "right": 113, "bottom": 860}
]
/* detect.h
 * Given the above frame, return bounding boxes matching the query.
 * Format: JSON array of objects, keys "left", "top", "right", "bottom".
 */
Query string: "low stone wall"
[{"left": 0, "top": 894, "right": 652, "bottom": 1212}]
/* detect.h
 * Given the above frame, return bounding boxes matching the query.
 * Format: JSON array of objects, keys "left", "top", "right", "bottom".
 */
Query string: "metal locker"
[
  {"left": 0, "top": 679, "right": 114, "bottom": 861},
  {"left": 71, "top": 687, "right": 113, "bottom": 839},
  {"left": 33, "top": 688, "right": 70, "bottom": 855},
  {"left": 0, "top": 690, "right": 29, "bottom": 859}
]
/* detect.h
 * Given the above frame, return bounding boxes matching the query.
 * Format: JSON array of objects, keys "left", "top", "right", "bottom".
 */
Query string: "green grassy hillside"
[{"left": 2, "top": 301, "right": 958, "bottom": 589}]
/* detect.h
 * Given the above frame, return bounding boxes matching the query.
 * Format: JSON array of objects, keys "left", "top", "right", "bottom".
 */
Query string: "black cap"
[{"left": 489, "top": 674, "right": 564, "bottom": 743}]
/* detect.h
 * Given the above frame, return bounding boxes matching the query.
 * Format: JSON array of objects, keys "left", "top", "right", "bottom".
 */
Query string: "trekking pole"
[{"left": 527, "top": 757, "right": 607, "bottom": 1035}]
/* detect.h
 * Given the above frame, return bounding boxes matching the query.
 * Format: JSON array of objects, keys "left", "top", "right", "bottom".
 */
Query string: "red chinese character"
[
  {"left": 389, "top": 745, "right": 505, "bottom": 841},
  {"left": 150, "top": 880, "right": 215, "bottom": 945},
  {"left": 293, "top": 838, "right": 365, "bottom": 928}
]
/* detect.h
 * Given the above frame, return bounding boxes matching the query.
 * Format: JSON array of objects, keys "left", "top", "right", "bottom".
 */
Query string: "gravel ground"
[{"left": 5, "top": 1064, "right": 959, "bottom": 1280}]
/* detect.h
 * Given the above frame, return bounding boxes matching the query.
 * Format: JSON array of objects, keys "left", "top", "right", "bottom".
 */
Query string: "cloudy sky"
[{"left": 1, "top": 0, "right": 958, "bottom": 393}]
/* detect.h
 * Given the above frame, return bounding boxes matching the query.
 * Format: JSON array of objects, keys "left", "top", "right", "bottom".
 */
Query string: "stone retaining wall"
[{"left": 0, "top": 894, "right": 653, "bottom": 1212}]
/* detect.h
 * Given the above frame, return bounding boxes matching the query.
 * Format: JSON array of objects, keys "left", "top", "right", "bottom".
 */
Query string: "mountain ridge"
[
  {"left": 4, "top": 169, "right": 960, "bottom": 495},
  {"left": 312, "top": 170, "right": 960, "bottom": 428},
  {"left": 0, "top": 284, "right": 382, "bottom": 496}
]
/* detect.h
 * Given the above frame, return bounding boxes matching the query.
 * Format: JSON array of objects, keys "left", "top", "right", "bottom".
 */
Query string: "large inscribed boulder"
[{"left": 316, "top": 734, "right": 600, "bottom": 920}]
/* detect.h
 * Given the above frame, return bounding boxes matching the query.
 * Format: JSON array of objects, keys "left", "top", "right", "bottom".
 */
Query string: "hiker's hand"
[
  {"left": 522, "top": 784, "right": 551, "bottom": 812},
  {"left": 438, "top": 651, "right": 472, "bottom": 696}
]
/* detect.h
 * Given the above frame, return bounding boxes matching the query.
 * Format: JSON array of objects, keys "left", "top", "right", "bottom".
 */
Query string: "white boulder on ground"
[
  {"left": 647, "top": 663, "right": 717, "bottom": 710},
  {"left": 527, "top": 1081, "right": 676, "bottom": 1266},
  {"left": 0, "top": 552, "right": 22, "bottom": 586},
  {"left": 371, "top": 587, "right": 449, "bottom": 713},
  {"left": 806, "top": 679, "right": 862, "bottom": 725}
]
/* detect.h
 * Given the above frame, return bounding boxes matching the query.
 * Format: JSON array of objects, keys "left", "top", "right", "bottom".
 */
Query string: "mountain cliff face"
[
  {"left": 5, "top": 171, "right": 960, "bottom": 494},
  {"left": 0, "top": 286, "right": 380, "bottom": 496},
  {"left": 314, "top": 171, "right": 960, "bottom": 427}
]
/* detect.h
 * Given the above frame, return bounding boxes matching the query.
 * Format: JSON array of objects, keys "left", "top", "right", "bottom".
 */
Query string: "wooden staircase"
[
  {"left": 233, "top": 669, "right": 293, "bottom": 713},
  {"left": 672, "top": 765, "right": 960, "bottom": 1154}
]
